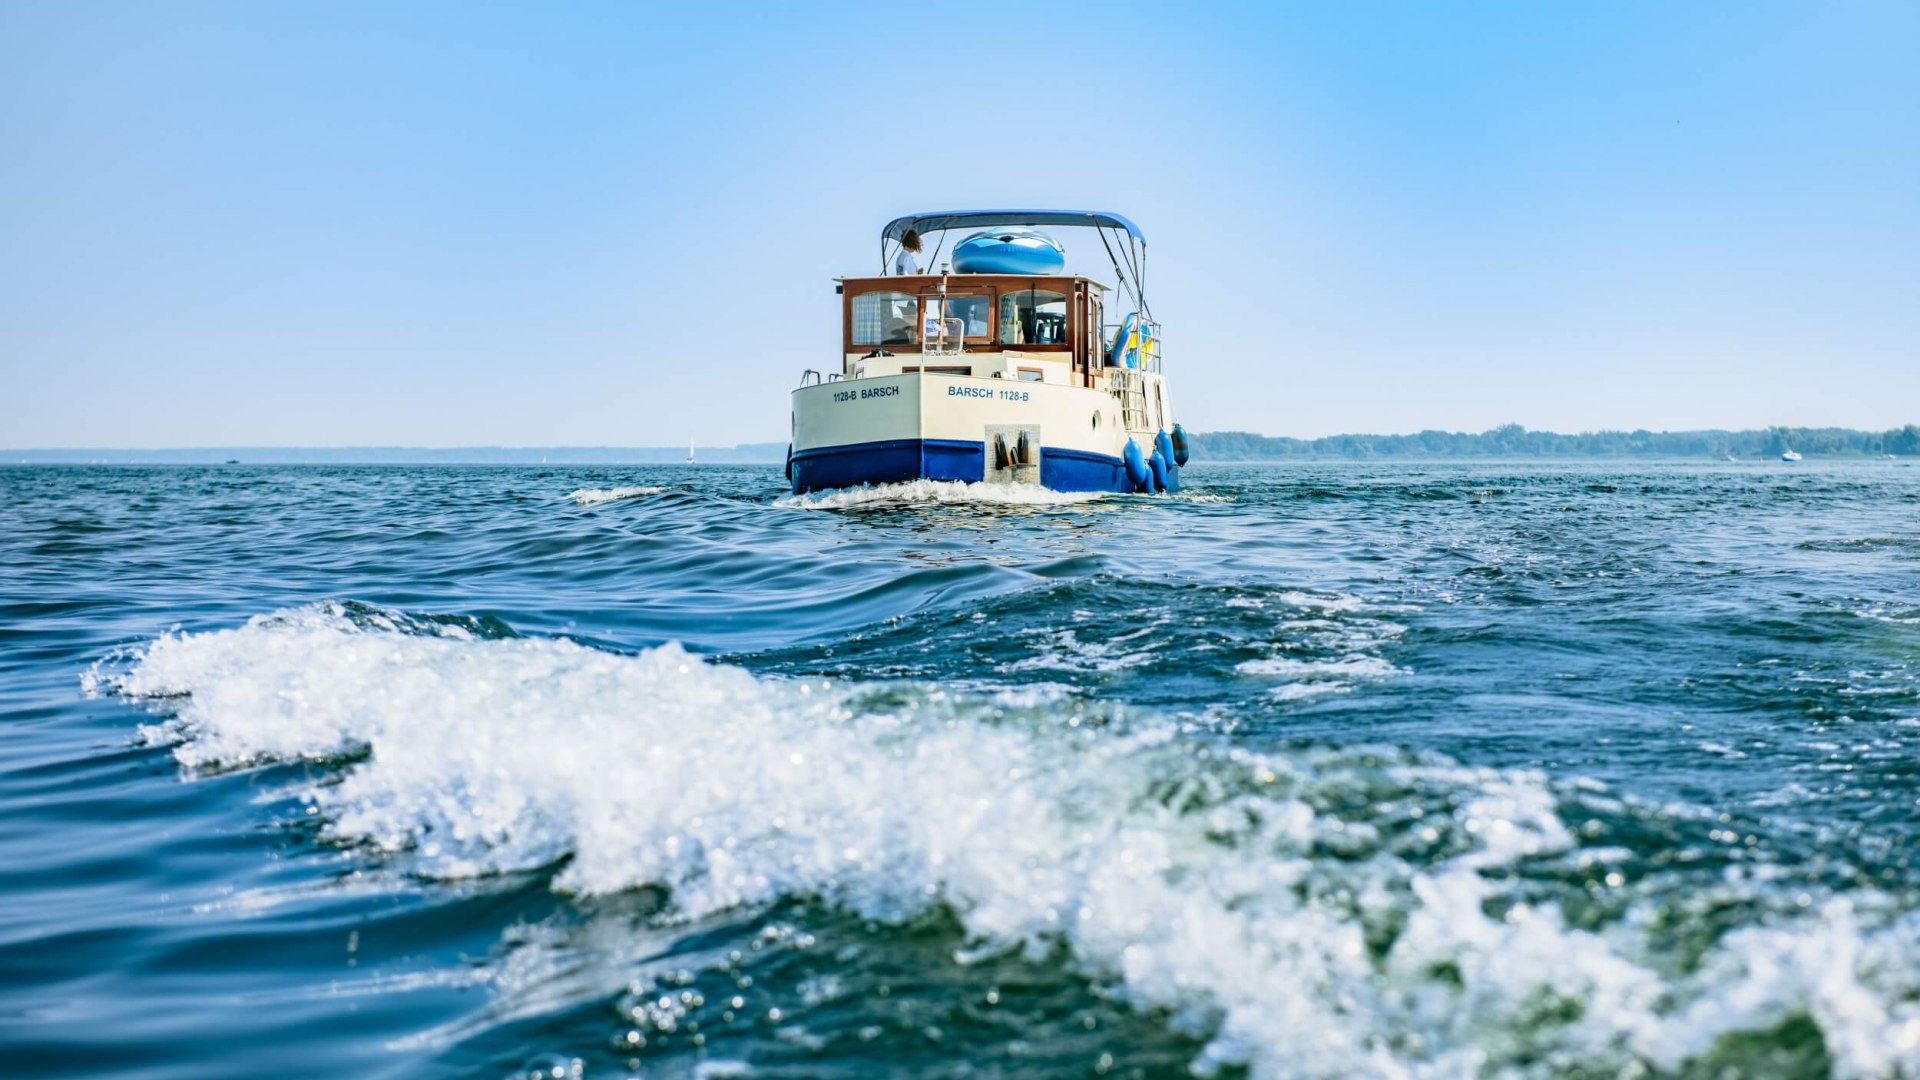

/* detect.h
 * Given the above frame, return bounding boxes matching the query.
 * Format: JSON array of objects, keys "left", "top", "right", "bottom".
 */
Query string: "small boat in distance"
[
  {"left": 786, "top": 209, "right": 1189, "bottom": 495},
  {"left": 1781, "top": 449, "right": 1803, "bottom": 462},
  {"left": 686, "top": 440, "right": 696, "bottom": 466}
]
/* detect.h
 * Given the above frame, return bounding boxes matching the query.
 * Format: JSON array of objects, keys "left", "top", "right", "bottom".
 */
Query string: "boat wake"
[
  {"left": 92, "top": 603, "right": 1920, "bottom": 1079},
  {"left": 568, "top": 486, "right": 665, "bottom": 506},
  {"left": 776, "top": 480, "right": 1110, "bottom": 511}
]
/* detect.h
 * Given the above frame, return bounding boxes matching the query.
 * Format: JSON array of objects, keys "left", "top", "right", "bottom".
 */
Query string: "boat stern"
[{"left": 789, "top": 372, "right": 1135, "bottom": 494}]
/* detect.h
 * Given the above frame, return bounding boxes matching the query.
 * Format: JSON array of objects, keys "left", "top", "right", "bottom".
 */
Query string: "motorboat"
[
  {"left": 1781, "top": 449, "right": 1803, "bottom": 462},
  {"left": 786, "top": 210, "right": 1188, "bottom": 494}
]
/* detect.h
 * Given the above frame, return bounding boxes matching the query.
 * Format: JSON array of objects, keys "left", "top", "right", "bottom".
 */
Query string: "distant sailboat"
[{"left": 686, "top": 440, "right": 696, "bottom": 466}]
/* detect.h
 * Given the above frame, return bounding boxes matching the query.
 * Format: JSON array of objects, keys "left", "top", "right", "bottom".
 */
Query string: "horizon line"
[{"left": 5, "top": 420, "right": 1916, "bottom": 455}]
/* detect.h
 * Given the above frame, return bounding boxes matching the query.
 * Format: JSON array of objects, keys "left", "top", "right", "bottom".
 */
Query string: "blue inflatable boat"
[{"left": 951, "top": 229, "right": 1067, "bottom": 275}]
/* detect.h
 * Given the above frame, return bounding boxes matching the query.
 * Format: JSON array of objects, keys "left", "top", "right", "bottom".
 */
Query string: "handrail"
[
  {"left": 922, "top": 317, "right": 966, "bottom": 356},
  {"left": 1106, "top": 368, "right": 1153, "bottom": 431},
  {"left": 1102, "top": 317, "right": 1164, "bottom": 374}
]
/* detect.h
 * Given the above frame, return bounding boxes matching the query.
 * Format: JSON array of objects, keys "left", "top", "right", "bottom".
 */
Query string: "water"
[{"left": 4, "top": 461, "right": 1919, "bottom": 1079}]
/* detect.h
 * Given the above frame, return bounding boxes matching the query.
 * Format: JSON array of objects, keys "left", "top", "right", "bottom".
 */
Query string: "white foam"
[
  {"left": 1225, "top": 590, "right": 1412, "bottom": 698},
  {"left": 1276, "top": 590, "right": 1371, "bottom": 613},
  {"left": 568, "top": 486, "right": 664, "bottom": 506},
  {"left": 1235, "top": 655, "right": 1403, "bottom": 679},
  {"left": 775, "top": 480, "right": 1108, "bottom": 510},
  {"left": 1266, "top": 682, "right": 1352, "bottom": 702},
  {"left": 100, "top": 606, "right": 1920, "bottom": 1078},
  {"left": 1000, "top": 625, "right": 1162, "bottom": 674}
]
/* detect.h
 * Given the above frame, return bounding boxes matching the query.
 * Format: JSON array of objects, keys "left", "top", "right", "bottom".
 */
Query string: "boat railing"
[
  {"left": 1106, "top": 367, "right": 1153, "bottom": 431},
  {"left": 922, "top": 317, "right": 966, "bottom": 357},
  {"left": 1102, "top": 318, "right": 1163, "bottom": 374}
]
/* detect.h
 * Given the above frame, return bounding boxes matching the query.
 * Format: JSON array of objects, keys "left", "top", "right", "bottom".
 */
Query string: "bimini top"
[{"left": 882, "top": 209, "right": 1144, "bottom": 244}]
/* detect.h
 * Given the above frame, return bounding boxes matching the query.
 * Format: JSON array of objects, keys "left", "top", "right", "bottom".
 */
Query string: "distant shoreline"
[
  {"left": 1194, "top": 424, "right": 1918, "bottom": 461},
  {"left": 5, "top": 425, "right": 1914, "bottom": 464}
]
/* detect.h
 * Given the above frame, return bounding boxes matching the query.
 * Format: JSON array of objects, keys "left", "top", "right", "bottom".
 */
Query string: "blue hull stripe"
[{"left": 791, "top": 439, "right": 1167, "bottom": 495}]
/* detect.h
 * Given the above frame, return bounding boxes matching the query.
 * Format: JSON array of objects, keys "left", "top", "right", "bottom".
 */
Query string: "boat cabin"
[{"left": 838, "top": 274, "right": 1109, "bottom": 388}]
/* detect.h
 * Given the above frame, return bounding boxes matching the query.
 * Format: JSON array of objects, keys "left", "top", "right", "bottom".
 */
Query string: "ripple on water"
[{"left": 568, "top": 486, "right": 665, "bottom": 506}]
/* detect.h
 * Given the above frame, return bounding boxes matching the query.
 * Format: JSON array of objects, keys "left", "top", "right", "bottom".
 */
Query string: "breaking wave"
[{"left": 97, "top": 604, "right": 1920, "bottom": 1078}]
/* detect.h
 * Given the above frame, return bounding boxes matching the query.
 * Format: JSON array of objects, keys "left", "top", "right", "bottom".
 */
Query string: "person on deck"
[{"left": 892, "top": 228, "right": 922, "bottom": 275}]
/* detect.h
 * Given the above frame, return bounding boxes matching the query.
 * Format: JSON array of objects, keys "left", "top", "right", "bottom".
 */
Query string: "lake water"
[{"left": 3, "top": 462, "right": 1917, "bottom": 1079}]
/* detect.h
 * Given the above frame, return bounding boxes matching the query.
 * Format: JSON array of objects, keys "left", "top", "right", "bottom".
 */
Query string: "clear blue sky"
[{"left": 3, "top": 0, "right": 1915, "bottom": 447}]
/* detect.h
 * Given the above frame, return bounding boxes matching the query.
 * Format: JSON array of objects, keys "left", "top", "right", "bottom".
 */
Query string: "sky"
[{"left": 2, "top": 0, "right": 1916, "bottom": 447}]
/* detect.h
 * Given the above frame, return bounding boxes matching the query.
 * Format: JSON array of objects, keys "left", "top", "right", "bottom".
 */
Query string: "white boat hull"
[{"left": 789, "top": 372, "right": 1176, "bottom": 494}]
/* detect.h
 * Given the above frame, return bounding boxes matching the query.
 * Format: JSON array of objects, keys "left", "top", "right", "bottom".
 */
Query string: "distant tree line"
[{"left": 1192, "top": 424, "right": 1920, "bottom": 460}]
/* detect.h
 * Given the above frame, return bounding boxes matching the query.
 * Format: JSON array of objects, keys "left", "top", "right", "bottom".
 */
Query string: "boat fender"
[
  {"left": 1015, "top": 430, "right": 1034, "bottom": 466},
  {"left": 1155, "top": 430, "right": 1175, "bottom": 469},
  {"left": 1148, "top": 448, "right": 1169, "bottom": 492},
  {"left": 1122, "top": 439, "right": 1150, "bottom": 491},
  {"left": 993, "top": 434, "right": 1013, "bottom": 471},
  {"left": 1171, "top": 423, "right": 1191, "bottom": 466}
]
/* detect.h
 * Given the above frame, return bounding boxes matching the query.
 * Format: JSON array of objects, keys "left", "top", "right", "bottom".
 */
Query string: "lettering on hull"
[
  {"left": 831, "top": 385, "right": 902, "bottom": 403},
  {"left": 948, "top": 386, "right": 1029, "bottom": 402}
]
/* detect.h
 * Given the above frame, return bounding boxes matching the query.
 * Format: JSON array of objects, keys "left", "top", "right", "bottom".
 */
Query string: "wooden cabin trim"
[{"left": 839, "top": 274, "right": 1104, "bottom": 361}]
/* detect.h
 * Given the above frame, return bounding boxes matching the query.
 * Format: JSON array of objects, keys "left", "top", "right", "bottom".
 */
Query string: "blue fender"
[
  {"left": 1171, "top": 423, "right": 1191, "bottom": 466},
  {"left": 1154, "top": 431, "right": 1180, "bottom": 492},
  {"left": 1122, "top": 439, "right": 1150, "bottom": 491},
  {"left": 1148, "top": 449, "right": 1169, "bottom": 492}
]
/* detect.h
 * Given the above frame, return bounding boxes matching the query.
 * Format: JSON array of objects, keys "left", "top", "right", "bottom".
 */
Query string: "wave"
[
  {"left": 775, "top": 480, "right": 1109, "bottom": 511},
  {"left": 96, "top": 604, "right": 1920, "bottom": 1078},
  {"left": 1795, "top": 536, "right": 1920, "bottom": 553},
  {"left": 1233, "top": 654, "right": 1403, "bottom": 679},
  {"left": 568, "top": 486, "right": 664, "bottom": 506}
]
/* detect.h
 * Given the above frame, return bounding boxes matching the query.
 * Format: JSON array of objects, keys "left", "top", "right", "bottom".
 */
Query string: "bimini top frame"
[
  {"left": 880, "top": 209, "right": 1151, "bottom": 319},
  {"left": 881, "top": 209, "right": 1143, "bottom": 243}
]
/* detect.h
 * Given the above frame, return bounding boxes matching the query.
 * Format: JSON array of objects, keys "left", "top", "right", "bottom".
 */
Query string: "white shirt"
[{"left": 893, "top": 248, "right": 920, "bottom": 276}]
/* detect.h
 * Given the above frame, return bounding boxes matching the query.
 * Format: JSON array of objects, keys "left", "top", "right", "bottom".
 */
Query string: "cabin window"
[
  {"left": 999, "top": 288, "right": 1070, "bottom": 345},
  {"left": 1017, "top": 367, "right": 1046, "bottom": 382},
  {"left": 852, "top": 291, "right": 921, "bottom": 346},
  {"left": 925, "top": 295, "right": 992, "bottom": 340}
]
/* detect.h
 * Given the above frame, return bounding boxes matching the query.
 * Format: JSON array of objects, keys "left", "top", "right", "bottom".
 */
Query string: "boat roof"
[
  {"left": 882, "top": 210, "right": 1144, "bottom": 244},
  {"left": 839, "top": 272, "right": 1108, "bottom": 290}
]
